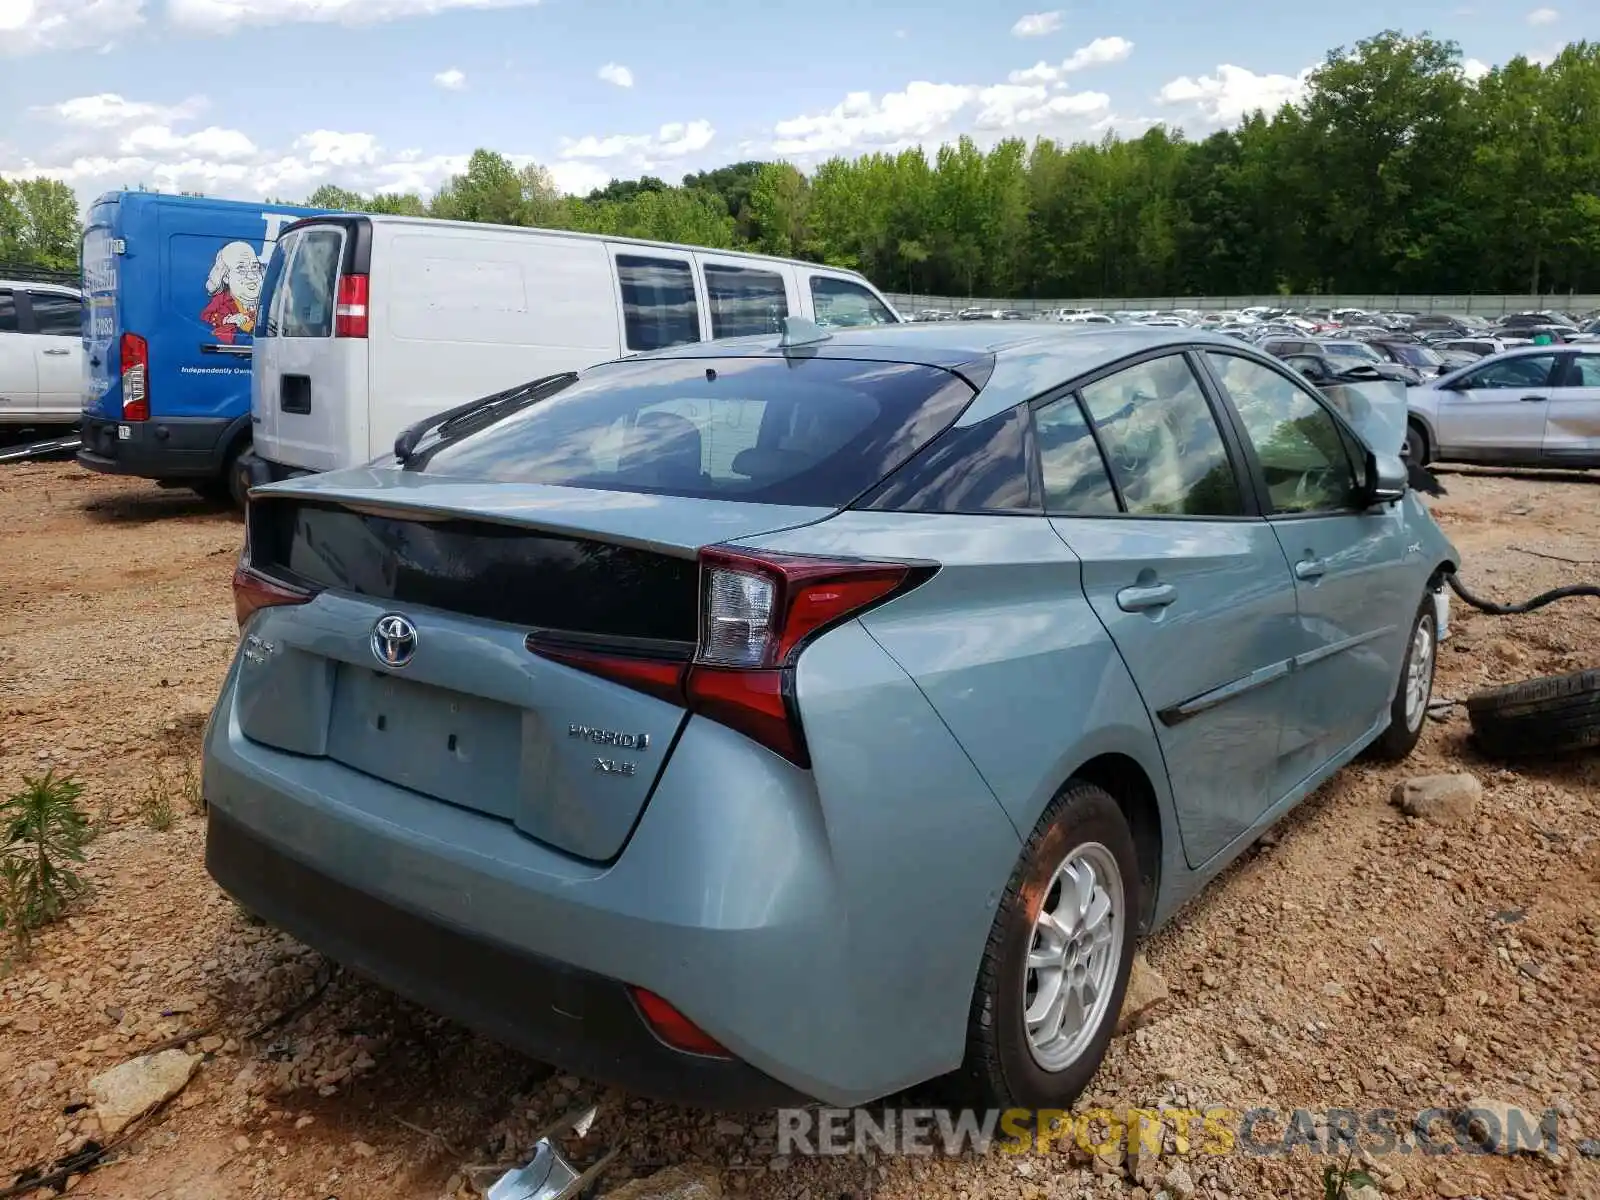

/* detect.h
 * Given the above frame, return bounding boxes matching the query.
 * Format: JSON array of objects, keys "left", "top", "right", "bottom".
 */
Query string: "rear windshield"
[{"left": 414, "top": 356, "right": 975, "bottom": 507}]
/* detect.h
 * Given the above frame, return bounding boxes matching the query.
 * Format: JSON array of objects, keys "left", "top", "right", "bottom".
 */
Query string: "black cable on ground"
[{"left": 1443, "top": 567, "right": 1600, "bottom": 616}]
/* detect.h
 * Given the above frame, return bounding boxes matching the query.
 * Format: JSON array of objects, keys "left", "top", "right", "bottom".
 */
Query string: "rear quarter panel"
[{"left": 742, "top": 512, "right": 1180, "bottom": 902}]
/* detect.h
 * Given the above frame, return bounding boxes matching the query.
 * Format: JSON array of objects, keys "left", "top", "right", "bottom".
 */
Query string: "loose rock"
[
  {"left": 600, "top": 1164, "right": 722, "bottom": 1200},
  {"left": 1116, "top": 954, "right": 1170, "bottom": 1035},
  {"left": 1390, "top": 774, "right": 1481, "bottom": 826},
  {"left": 88, "top": 1050, "right": 201, "bottom": 1136}
]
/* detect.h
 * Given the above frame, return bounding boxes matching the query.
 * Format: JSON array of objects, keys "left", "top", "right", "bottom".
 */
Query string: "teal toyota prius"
[{"left": 204, "top": 322, "right": 1457, "bottom": 1111}]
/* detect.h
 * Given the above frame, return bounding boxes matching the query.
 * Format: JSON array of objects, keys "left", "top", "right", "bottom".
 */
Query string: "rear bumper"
[
  {"left": 206, "top": 808, "right": 800, "bottom": 1110},
  {"left": 78, "top": 414, "right": 243, "bottom": 481}
]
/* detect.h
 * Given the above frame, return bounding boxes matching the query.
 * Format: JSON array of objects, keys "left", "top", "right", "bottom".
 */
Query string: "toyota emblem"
[{"left": 371, "top": 614, "right": 418, "bottom": 668}]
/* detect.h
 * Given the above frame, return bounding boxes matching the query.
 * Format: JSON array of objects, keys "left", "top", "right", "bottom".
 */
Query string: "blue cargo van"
[{"left": 77, "top": 191, "right": 327, "bottom": 504}]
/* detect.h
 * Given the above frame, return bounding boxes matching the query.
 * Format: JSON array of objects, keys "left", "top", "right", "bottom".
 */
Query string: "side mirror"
[{"left": 1364, "top": 450, "right": 1408, "bottom": 504}]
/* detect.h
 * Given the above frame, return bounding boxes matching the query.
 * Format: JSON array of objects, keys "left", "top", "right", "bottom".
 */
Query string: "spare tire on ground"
[{"left": 1467, "top": 668, "right": 1600, "bottom": 759}]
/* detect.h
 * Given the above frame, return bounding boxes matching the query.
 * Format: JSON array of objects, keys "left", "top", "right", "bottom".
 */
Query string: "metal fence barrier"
[
  {"left": 886, "top": 293, "right": 1600, "bottom": 319},
  {"left": 0, "top": 263, "right": 80, "bottom": 287}
]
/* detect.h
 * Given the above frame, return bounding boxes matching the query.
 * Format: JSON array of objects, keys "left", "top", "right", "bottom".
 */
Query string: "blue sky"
[{"left": 1, "top": 0, "right": 1592, "bottom": 208}]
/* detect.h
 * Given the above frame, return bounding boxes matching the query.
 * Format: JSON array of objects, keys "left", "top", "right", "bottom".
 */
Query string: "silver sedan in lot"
[{"left": 1406, "top": 344, "right": 1600, "bottom": 468}]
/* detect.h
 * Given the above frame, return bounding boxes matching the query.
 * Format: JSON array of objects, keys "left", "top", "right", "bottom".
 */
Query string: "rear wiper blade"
[{"left": 393, "top": 371, "right": 578, "bottom": 464}]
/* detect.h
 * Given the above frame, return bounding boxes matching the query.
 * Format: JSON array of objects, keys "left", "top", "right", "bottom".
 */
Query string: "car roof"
[
  {"left": 614, "top": 322, "right": 1256, "bottom": 427},
  {"left": 324, "top": 214, "right": 877, "bottom": 282},
  {"left": 0, "top": 280, "right": 80, "bottom": 295}
]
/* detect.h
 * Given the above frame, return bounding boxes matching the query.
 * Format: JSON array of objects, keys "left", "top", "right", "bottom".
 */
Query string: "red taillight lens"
[
  {"left": 120, "top": 332, "right": 149, "bottom": 421},
  {"left": 232, "top": 564, "right": 312, "bottom": 628},
  {"left": 334, "top": 273, "right": 368, "bottom": 338},
  {"left": 630, "top": 987, "right": 730, "bottom": 1058},
  {"left": 526, "top": 548, "right": 932, "bottom": 768}
]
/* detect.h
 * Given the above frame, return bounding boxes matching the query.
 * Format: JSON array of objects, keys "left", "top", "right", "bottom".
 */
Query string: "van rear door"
[
  {"left": 80, "top": 200, "right": 121, "bottom": 422},
  {"left": 253, "top": 217, "right": 369, "bottom": 473}
]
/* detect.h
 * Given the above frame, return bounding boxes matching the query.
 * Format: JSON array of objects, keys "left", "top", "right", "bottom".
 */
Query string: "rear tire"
[
  {"left": 1405, "top": 421, "right": 1430, "bottom": 466},
  {"left": 1368, "top": 594, "right": 1437, "bottom": 762},
  {"left": 957, "top": 781, "right": 1139, "bottom": 1109}
]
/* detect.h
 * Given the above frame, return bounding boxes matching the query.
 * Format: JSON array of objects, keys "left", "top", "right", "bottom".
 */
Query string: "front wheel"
[
  {"left": 1368, "top": 594, "right": 1438, "bottom": 762},
  {"left": 957, "top": 781, "right": 1139, "bottom": 1109}
]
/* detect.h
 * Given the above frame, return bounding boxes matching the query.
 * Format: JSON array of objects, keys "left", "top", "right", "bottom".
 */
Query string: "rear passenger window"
[
  {"left": 810, "top": 277, "right": 895, "bottom": 328},
  {"left": 29, "top": 291, "right": 82, "bottom": 336},
  {"left": 278, "top": 228, "right": 343, "bottom": 338},
  {"left": 1035, "top": 394, "right": 1119, "bottom": 514},
  {"left": 0, "top": 290, "right": 16, "bottom": 333},
  {"left": 616, "top": 255, "right": 700, "bottom": 352},
  {"left": 857, "top": 406, "right": 1039, "bottom": 514},
  {"left": 704, "top": 264, "right": 788, "bottom": 339},
  {"left": 1080, "top": 354, "right": 1244, "bottom": 517}
]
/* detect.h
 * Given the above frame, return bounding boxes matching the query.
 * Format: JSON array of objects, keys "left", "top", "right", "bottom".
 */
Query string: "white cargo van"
[{"left": 243, "top": 215, "right": 902, "bottom": 483}]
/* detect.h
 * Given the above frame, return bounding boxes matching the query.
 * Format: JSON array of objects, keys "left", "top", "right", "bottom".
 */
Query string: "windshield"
[
  {"left": 1391, "top": 344, "right": 1443, "bottom": 367},
  {"left": 1323, "top": 342, "right": 1382, "bottom": 362},
  {"left": 414, "top": 356, "right": 975, "bottom": 506}
]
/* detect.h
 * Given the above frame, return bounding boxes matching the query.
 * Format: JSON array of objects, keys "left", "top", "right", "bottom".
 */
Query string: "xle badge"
[{"left": 594, "top": 758, "right": 636, "bottom": 777}]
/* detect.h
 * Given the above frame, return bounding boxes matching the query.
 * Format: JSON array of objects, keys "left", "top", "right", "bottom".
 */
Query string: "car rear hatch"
[
  {"left": 230, "top": 350, "right": 981, "bottom": 861},
  {"left": 235, "top": 483, "right": 835, "bottom": 862}
]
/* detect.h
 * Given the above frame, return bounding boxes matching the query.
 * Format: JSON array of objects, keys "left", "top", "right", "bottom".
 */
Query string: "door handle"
[
  {"left": 200, "top": 344, "right": 253, "bottom": 357},
  {"left": 42, "top": 348, "right": 71, "bottom": 356},
  {"left": 1116, "top": 583, "right": 1176, "bottom": 613},
  {"left": 1294, "top": 558, "right": 1326, "bottom": 581},
  {"left": 1521, "top": 394, "right": 1548, "bottom": 402}
]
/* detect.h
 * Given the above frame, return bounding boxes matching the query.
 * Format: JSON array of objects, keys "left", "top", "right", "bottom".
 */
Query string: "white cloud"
[
  {"left": 1, "top": 0, "right": 143, "bottom": 54},
  {"left": 1010, "top": 10, "right": 1060, "bottom": 37},
  {"left": 1526, "top": 6, "right": 1558, "bottom": 24},
  {"left": 1061, "top": 35, "right": 1133, "bottom": 71},
  {"left": 1008, "top": 35, "right": 1134, "bottom": 84},
  {"left": 294, "top": 129, "right": 380, "bottom": 166},
  {"left": 1157, "top": 63, "right": 1312, "bottom": 126},
  {"left": 121, "top": 123, "right": 256, "bottom": 158},
  {"left": 39, "top": 92, "right": 206, "bottom": 127},
  {"left": 770, "top": 76, "right": 1112, "bottom": 158},
  {"left": 546, "top": 160, "right": 613, "bottom": 196},
  {"left": 167, "top": 0, "right": 539, "bottom": 32},
  {"left": 559, "top": 119, "right": 714, "bottom": 161},
  {"left": 433, "top": 67, "right": 465, "bottom": 90},
  {"left": 597, "top": 61, "right": 633, "bottom": 88},
  {"left": 1462, "top": 57, "right": 1491, "bottom": 81}
]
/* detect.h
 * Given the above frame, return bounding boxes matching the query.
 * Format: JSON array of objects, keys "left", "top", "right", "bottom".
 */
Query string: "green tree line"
[{"left": 6, "top": 30, "right": 1598, "bottom": 296}]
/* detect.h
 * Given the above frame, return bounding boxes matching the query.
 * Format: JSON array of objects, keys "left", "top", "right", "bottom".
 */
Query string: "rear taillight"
[
  {"left": 527, "top": 548, "right": 931, "bottom": 767},
  {"left": 232, "top": 563, "right": 312, "bottom": 628},
  {"left": 121, "top": 332, "right": 148, "bottom": 421},
  {"left": 335, "top": 273, "right": 368, "bottom": 338}
]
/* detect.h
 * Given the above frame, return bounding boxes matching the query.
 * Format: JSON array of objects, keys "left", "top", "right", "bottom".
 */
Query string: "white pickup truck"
[{"left": 0, "top": 280, "right": 84, "bottom": 427}]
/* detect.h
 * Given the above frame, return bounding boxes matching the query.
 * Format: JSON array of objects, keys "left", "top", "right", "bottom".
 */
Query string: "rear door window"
[
  {"left": 1461, "top": 354, "right": 1558, "bottom": 389},
  {"left": 810, "top": 276, "right": 896, "bottom": 328},
  {"left": 28, "top": 291, "right": 82, "bottom": 336},
  {"left": 414, "top": 356, "right": 974, "bottom": 507},
  {"left": 616, "top": 255, "right": 701, "bottom": 352},
  {"left": 0, "top": 290, "right": 16, "bottom": 333},
  {"left": 277, "top": 227, "right": 344, "bottom": 338},
  {"left": 704, "top": 264, "right": 788, "bottom": 339},
  {"left": 1079, "top": 354, "right": 1245, "bottom": 517},
  {"left": 1034, "top": 393, "right": 1119, "bottom": 514}
]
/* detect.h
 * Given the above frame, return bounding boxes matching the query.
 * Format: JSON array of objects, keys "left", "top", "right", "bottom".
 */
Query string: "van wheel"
[
  {"left": 957, "top": 780, "right": 1139, "bottom": 1109},
  {"left": 1404, "top": 422, "right": 1430, "bottom": 466},
  {"left": 226, "top": 451, "right": 251, "bottom": 509}
]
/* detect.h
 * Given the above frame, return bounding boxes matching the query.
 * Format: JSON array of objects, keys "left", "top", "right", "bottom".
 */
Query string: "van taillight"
[
  {"left": 121, "top": 332, "right": 149, "bottom": 420},
  {"left": 335, "top": 274, "right": 368, "bottom": 338}
]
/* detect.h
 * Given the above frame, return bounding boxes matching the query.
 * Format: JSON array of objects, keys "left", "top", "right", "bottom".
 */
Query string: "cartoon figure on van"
[{"left": 201, "top": 240, "right": 264, "bottom": 344}]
